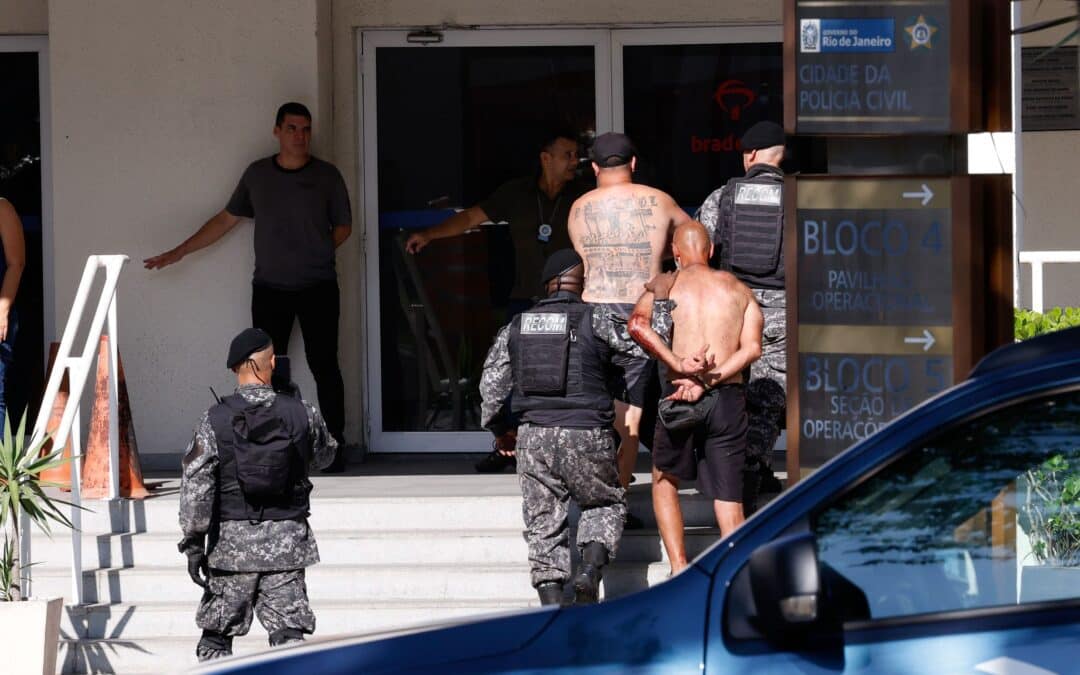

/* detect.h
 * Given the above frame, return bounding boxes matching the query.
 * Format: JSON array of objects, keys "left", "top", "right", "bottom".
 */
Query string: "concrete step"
[
  {"left": 33, "top": 560, "right": 675, "bottom": 606},
  {"left": 30, "top": 527, "right": 722, "bottom": 569},
  {"left": 59, "top": 633, "right": 367, "bottom": 674},
  {"left": 62, "top": 598, "right": 536, "bottom": 640},
  {"left": 53, "top": 488, "right": 718, "bottom": 535}
]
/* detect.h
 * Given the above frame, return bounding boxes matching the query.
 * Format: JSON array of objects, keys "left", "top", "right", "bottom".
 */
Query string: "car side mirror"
[{"left": 748, "top": 532, "right": 827, "bottom": 644}]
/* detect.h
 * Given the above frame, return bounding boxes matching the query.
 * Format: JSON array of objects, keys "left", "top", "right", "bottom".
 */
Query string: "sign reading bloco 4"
[
  {"left": 786, "top": 176, "right": 1012, "bottom": 476},
  {"left": 784, "top": 0, "right": 1010, "bottom": 134}
]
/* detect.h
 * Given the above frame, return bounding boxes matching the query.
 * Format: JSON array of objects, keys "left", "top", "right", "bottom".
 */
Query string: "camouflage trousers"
[
  {"left": 517, "top": 424, "right": 627, "bottom": 587},
  {"left": 746, "top": 289, "right": 787, "bottom": 473},
  {"left": 196, "top": 568, "right": 315, "bottom": 639},
  {"left": 744, "top": 289, "right": 787, "bottom": 513}
]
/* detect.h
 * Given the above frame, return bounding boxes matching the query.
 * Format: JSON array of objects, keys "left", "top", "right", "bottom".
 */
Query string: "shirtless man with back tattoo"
[
  {"left": 628, "top": 221, "right": 763, "bottom": 574},
  {"left": 567, "top": 133, "right": 692, "bottom": 490}
]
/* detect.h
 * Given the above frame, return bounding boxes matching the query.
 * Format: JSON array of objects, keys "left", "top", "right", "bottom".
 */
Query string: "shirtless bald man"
[
  {"left": 628, "top": 221, "right": 763, "bottom": 575},
  {"left": 567, "top": 133, "right": 692, "bottom": 489}
]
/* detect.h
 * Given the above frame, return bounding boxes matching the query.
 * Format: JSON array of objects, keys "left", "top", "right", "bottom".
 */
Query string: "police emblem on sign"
[
  {"left": 521, "top": 313, "right": 568, "bottom": 334},
  {"left": 735, "top": 183, "right": 782, "bottom": 207},
  {"left": 800, "top": 19, "right": 821, "bottom": 53},
  {"left": 903, "top": 15, "right": 939, "bottom": 50}
]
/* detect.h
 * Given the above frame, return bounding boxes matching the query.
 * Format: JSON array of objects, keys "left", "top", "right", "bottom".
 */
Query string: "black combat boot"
[
  {"left": 196, "top": 631, "right": 233, "bottom": 661},
  {"left": 536, "top": 581, "right": 564, "bottom": 606},
  {"left": 573, "top": 542, "right": 609, "bottom": 605}
]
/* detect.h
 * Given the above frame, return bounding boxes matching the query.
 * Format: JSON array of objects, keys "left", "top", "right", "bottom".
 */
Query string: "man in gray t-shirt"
[{"left": 145, "top": 102, "right": 352, "bottom": 472}]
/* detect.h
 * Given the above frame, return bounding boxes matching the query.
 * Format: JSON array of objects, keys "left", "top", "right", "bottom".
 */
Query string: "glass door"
[
  {"left": 360, "top": 30, "right": 611, "bottom": 452},
  {"left": 612, "top": 27, "right": 785, "bottom": 213},
  {"left": 0, "top": 36, "right": 51, "bottom": 426}
]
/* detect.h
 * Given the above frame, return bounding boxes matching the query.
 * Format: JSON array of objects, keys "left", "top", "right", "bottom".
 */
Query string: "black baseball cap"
[
  {"left": 541, "top": 249, "right": 583, "bottom": 284},
  {"left": 739, "top": 121, "right": 785, "bottom": 151},
  {"left": 227, "top": 328, "right": 273, "bottom": 369},
  {"left": 589, "top": 132, "right": 636, "bottom": 167}
]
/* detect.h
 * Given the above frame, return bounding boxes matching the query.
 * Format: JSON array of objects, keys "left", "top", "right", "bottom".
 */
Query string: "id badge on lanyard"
[{"left": 537, "top": 193, "right": 561, "bottom": 243}]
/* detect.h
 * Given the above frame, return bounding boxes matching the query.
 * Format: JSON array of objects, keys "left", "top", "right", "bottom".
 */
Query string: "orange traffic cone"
[
  {"left": 39, "top": 342, "right": 73, "bottom": 490},
  {"left": 81, "top": 335, "right": 149, "bottom": 499}
]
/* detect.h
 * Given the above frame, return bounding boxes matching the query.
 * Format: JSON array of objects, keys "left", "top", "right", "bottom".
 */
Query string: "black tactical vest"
[
  {"left": 508, "top": 296, "right": 614, "bottom": 429},
  {"left": 209, "top": 393, "right": 313, "bottom": 521},
  {"left": 716, "top": 164, "right": 785, "bottom": 289}
]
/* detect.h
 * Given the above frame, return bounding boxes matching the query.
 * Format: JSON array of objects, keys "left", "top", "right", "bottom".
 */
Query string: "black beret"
[
  {"left": 227, "top": 328, "right": 273, "bottom": 369},
  {"left": 590, "top": 132, "right": 636, "bottom": 167},
  {"left": 740, "top": 121, "right": 786, "bottom": 151},
  {"left": 541, "top": 249, "right": 583, "bottom": 284}
]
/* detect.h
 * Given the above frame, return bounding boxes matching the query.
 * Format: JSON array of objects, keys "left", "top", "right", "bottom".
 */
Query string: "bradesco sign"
[
  {"left": 790, "top": 177, "right": 954, "bottom": 472},
  {"left": 789, "top": 0, "right": 952, "bottom": 133}
]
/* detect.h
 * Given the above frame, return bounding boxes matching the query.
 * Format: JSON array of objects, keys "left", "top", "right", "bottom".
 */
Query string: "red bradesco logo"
[
  {"left": 714, "top": 79, "right": 756, "bottom": 121},
  {"left": 692, "top": 79, "right": 757, "bottom": 154}
]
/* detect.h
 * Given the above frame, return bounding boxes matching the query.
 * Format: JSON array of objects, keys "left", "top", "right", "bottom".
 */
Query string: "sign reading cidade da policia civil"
[{"left": 793, "top": 0, "right": 950, "bottom": 134}]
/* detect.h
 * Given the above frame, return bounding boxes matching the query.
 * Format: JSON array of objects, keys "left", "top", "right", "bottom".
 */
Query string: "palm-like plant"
[{"left": 0, "top": 411, "right": 76, "bottom": 601}]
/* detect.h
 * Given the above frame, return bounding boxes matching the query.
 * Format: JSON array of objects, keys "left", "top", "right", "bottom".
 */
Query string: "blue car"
[{"left": 202, "top": 328, "right": 1080, "bottom": 674}]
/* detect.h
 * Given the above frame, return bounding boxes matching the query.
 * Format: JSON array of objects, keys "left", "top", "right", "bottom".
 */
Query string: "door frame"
[
  {"left": 0, "top": 35, "right": 54, "bottom": 352},
  {"left": 358, "top": 28, "right": 613, "bottom": 452}
]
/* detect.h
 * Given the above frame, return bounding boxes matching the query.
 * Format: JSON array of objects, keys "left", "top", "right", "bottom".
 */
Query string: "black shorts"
[
  {"left": 592, "top": 302, "right": 652, "bottom": 407},
  {"left": 652, "top": 384, "right": 747, "bottom": 503}
]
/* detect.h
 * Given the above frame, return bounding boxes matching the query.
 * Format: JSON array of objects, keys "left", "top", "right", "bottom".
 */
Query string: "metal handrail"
[
  {"left": 24, "top": 254, "right": 129, "bottom": 604},
  {"left": 1018, "top": 250, "right": 1080, "bottom": 314}
]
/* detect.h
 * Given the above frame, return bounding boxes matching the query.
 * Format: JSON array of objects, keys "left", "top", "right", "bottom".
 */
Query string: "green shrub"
[{"left": 1015, "top": 307, "right": 1080, "bottom": 341}]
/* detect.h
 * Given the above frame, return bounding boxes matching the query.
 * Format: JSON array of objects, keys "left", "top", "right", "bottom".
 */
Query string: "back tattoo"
[{"left": 576, "top": 195, "right": 659, "bottom": 300}]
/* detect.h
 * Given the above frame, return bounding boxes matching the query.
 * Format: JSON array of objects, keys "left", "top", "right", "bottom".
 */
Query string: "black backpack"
[{"left": 224, "top": 397, "right": 303, "bottom": 501}]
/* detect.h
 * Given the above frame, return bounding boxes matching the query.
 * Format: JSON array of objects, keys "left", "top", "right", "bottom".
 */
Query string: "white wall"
[
  {"left": 46, "top": 0, "right": 785, "bottom": 457},
  {"left": 1018, "top": 1, "right": 1080, "bottom": 310},
  {"left": 0, "top": 0, "right": 47, "bottom": 33},
  {"left": 49, "top": 0, "right": 327, "bottom": 458}
]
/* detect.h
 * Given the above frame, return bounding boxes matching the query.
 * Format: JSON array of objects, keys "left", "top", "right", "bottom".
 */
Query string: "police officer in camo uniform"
[
  {"left": 178, "top": 328, "right": 335, "bottom": 661},
  {"left": 480, "top": 249, "right": 650, "bottom": 606},
  {"left": 698, "top": 120, "right": 787, "bottom": 515}
]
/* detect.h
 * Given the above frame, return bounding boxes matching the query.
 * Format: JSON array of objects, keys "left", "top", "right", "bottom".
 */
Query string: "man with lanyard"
[
  {"left": 145, "top": 102, "right": 353, "bottom": 472},
  {"left": 406, "top": 128, "right": 585, "bottom": 473},
  {"left": 697, "top": 120, "right": 787, "bottom": 514},
  {"left": 480, "top": 249, "right": 660, "bottom": 605},
  {"left": 178, "top": 328, "right": 335, "bottom": 660}
]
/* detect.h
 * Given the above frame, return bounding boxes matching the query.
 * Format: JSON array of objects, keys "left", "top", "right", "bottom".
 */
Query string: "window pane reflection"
[
  {"left": 375, "top": 46, "right": 596, "bottom": 431},
  {"left": 815, "top": 391, "right": 1080, "bottom": 620}
]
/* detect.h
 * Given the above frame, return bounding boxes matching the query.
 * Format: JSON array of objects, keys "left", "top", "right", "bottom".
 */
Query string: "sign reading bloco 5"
[
  {"left": 784, "top": 0, "right": 1010, "bottom": 134},
  {"left": 786, "top": 176, "right": 1012, "bottom": 476}
]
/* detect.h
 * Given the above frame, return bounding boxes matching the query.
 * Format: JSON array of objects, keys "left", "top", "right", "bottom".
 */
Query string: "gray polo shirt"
[{"left": 226, "top": 155, "right": 351, "bottom": 290}]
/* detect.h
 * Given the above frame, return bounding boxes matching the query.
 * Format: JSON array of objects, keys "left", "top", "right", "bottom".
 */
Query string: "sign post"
[
  {"left": 780, "top": 0, "right": 1012, "bottom": 480},
  {"left": 785, "top": 175, "right": 1012, "bottom": 478}
]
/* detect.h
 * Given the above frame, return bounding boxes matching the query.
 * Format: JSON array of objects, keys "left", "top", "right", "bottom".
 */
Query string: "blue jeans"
[{"left": 0, "top": 309, "right": 18, "bottom": 433}]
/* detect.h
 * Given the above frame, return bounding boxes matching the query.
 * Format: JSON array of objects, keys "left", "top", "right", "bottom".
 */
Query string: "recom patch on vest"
[
  {"left": 521, "top": 313, "right": 569, "bottom": 334},
  {"left": 735, "top": 183, "right": 782, "bottom": 206}
]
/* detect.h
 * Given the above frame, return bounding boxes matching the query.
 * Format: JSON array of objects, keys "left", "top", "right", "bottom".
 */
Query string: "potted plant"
[
  {"left": 1018, "top": 453, "right": 1080, "bottom": 603},
  {"left": 0, "top": 410, "right": 75, "bottom": 675}
]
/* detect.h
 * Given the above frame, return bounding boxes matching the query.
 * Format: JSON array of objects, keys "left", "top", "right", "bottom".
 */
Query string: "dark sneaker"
[
  {"left": 475, "top": 448, "right": 516, "bottom": 473},
  {"left": 760, "top": 470, "right": 783, "bottom": 494}
]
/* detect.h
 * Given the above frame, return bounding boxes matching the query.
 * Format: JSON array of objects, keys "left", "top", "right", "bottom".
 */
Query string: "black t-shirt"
[
  {"left": 226, "top": 155, "right": 351, "bottom": 290},
  {"left": 479, "top": 176, "right": 585, "bottom": 301}
]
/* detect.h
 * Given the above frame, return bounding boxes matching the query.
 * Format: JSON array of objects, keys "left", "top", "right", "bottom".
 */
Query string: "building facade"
[{"left": 0, "top": 0, "right": 1075, "bottom": 463}]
